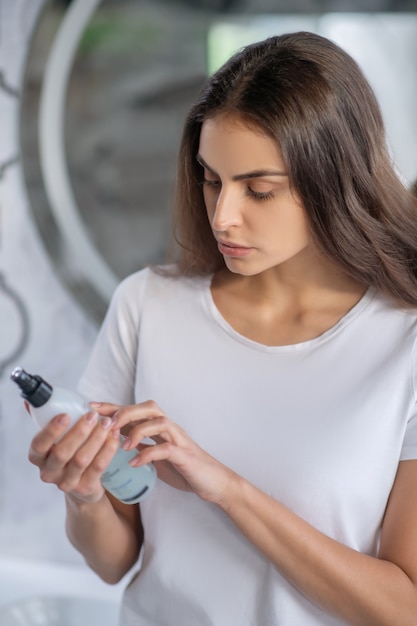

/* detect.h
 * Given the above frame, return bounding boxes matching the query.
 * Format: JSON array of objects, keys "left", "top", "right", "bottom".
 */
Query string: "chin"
[{"left": 224, "top": 260, "right": 263, "bottom": 276}]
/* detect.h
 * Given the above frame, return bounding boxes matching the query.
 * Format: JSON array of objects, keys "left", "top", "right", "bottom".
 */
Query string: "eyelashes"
[
  {"left": 200, "top": 179, "right": 274, "bottom": 202},
  {"left": 200, "top": 178, "right": 220, "bottom": 189},
  {"left": 247, "top": 189, "right": 274, "bottom": 201}
]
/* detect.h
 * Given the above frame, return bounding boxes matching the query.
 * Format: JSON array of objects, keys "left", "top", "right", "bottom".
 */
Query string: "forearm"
[
  {"left": 65, "top": 493, "right": 142, "bottom": 584},
  {"left": 220, "top": 477, "right": 417, "bottom": 626}
]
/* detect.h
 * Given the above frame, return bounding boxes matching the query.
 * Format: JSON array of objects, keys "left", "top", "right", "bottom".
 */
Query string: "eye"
[
  {"left": 201, "top": 177, "right": 221, "bottom": 190},
  {"left": 246, "top": 187, "right": 275, "bottom": 201}
]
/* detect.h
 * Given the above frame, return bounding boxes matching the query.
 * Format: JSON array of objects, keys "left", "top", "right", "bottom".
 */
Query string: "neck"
[
  {"left": 211, "top": 260, "right": 367, "bottom": 346},
  {"left": 217, "top": 251, "right": 365, "bottom": 310}
]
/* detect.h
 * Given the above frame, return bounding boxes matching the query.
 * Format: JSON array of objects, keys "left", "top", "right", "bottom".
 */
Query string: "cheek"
[
  {"left": 287, "top": 216, "right": 311, "bottom": 250},
  {"left": 265, "top": 203, "right": 311, "bottom": 246},
  {"left": 203, "top": 189, "right": 217, "bottom": 219}
]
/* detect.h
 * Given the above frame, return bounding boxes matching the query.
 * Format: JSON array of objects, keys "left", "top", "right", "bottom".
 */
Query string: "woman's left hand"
[{"left": 89, "top": 401, "right": 236, "bottom": 506}]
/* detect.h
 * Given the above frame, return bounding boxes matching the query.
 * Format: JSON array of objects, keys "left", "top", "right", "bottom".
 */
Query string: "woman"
[{"left": 28, "top": 32, "right": 417, "bottom": 625}]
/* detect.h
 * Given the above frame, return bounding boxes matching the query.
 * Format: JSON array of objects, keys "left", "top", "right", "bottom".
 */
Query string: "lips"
[{"left": 217, "top": 240, "right": 253, "bottom": 258}]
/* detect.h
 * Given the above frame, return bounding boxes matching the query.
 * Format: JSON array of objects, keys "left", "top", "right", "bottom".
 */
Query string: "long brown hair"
[{"left": 170, "top": 31, "right": 417, "bottom": 306}]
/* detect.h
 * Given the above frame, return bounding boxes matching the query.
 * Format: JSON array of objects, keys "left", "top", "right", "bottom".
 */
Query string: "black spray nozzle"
[
  {"left": 11, "top": 367, "right": 40, "bottom": 394},
  {"left": 10, "top": 367, "right": 52, "bottom": 407}
]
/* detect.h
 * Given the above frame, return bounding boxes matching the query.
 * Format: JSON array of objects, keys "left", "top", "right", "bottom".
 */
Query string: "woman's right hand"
[{"left": 28, "top": 410, "right": 120, "bottom": 503}]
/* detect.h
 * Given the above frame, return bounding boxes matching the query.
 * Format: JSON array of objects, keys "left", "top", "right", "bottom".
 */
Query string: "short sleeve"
[
  {"left": 400, "top": 409, "right": 417, "bottom": 460},
  {"left": 401, "top": 338, "right": 417, "bottom": 460},
  {"left": 77, "top": 268, "right": 150, "bottom": 405}
]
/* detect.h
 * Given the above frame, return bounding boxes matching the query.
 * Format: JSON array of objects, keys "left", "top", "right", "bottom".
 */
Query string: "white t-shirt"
[{"left": 78, "top": 267, "right": 417, "bottom": 626}]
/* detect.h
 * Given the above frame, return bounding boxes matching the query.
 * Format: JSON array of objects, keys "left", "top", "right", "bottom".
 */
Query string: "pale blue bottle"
[{"left": 11, "top": 367, "right": 157, "bottom": 504}]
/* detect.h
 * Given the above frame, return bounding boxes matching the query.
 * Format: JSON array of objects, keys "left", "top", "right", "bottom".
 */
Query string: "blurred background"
[{"left": 0, "top": 0, "right": 416, "bottom": 621}]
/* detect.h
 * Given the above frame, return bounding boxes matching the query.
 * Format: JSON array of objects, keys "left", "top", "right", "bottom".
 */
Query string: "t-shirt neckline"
[{"left": 200, "top": 276, "right": 375, "bottom": 353}]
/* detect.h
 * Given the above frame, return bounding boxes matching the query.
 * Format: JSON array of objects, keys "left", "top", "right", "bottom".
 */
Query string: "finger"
[
  {"left": 129, "top": 440, "right": 186, "bottom": 468},
  {"left": 28, "top": 413, "right": 72, "bottom": 466},
  {"left": 88, "top": 402, "right": 120, "bottom": 417},
  {"left": 45, "top": 413, "right": 111, "bottom": 476},
  {"left": 63, "top": 418, "right": 117, "bottom": 478},
  {"left": 97, "top": 400, "right": 165, "bottom": 431},
  {"left": 57, "top": 427, "right": 120, "bottom": 494},
  {"left": 122, "top": 415, "right": 186, "bottom": 451},
  {"left": 88, "top": 402, "right": 145, "bottom": 434}
]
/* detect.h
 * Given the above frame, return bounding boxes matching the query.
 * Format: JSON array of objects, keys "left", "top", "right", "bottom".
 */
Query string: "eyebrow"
[{"left": 196, "top": 154, "right": 287, "bottom": 180}]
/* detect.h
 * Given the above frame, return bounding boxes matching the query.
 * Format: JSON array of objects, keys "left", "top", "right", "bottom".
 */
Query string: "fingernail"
[
  {"left": 89, "top": 402, "right": 101, "bottom": 408},
  {"left": 85, "top": 411, "right": 98, "bottom": 424},
  {"left": 122, "top": 437, "right": 131, "bottom": 450},
  {"left": 57, "top": 414, "right": 71, "bottom": 426},
  {"left": 101, "top": 417, "right": 112, "bottom": 431},
  {"left": 128, "top": 456, "right": 141, "bottom": 467}
]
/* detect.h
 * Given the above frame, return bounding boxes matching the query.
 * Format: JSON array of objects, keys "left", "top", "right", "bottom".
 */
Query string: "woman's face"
[{"left": 198, "top": 114, "right": 312, "bottom": 277}]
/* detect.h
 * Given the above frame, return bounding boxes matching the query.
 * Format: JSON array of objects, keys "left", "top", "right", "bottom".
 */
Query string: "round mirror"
[{"left": 20, "top": 0, "right": 210, "bottom": 323}]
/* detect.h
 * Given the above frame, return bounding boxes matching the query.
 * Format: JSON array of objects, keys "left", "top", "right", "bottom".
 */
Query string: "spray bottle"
[{"left": 11, "top": 367, "right": 157, "bottom": 504}]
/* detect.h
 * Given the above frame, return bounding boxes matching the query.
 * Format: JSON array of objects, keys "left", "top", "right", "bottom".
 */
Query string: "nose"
[{"left": 210, "top": 186, "right": 243, "bottom": 233}]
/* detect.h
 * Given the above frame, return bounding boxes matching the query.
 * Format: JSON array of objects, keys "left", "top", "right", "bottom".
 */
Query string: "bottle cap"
[{"left": 10, "top": 367, "right": 53, "bottom": 407}]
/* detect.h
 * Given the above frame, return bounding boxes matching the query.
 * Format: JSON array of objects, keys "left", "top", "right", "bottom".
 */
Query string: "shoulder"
[
  {"left": 110, "top": 265, "right": 209, "bottom": 316},
  {"left": 368, "top": 289, "right": 417, "bottom": 392},
  {"left": 367, "top": 288, "right": 417, "bottom": 328},
  {"left": 112, "top": 266, "right": 152, "bottom": 298},
  {"left": 348, "top": 289, "right": 417, "bottom": 377}
]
